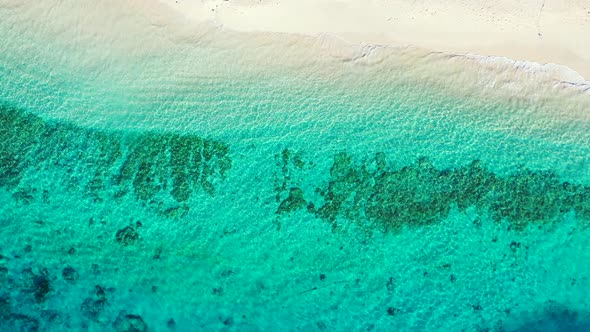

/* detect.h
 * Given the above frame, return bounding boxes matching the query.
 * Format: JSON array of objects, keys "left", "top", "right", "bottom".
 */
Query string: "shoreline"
[
  {"left": 1, "top": 0, "right": 589, "bottom": 134},
  {"left": 158, "top": 0, "right": 590, "bottom": 82}
]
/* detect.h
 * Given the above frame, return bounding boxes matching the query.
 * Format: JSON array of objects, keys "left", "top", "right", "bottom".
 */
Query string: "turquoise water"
[{"left": 1, "top": 2, "right": 590, "bottom": 331}]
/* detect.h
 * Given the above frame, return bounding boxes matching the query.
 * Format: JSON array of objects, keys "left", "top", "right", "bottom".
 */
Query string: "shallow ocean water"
[{"left": 1, "top": 1, "right": 590, "bottom": 331}]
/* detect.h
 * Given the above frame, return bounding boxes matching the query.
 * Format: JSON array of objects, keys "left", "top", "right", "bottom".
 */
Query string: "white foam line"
[{"left": 313, "top": 31, "right": 590, "bottom": 94}]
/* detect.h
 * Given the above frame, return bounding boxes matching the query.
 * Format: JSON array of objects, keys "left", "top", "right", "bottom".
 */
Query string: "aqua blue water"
[{"left": 1, "top": 2, "right": 590, "bottom": 331}]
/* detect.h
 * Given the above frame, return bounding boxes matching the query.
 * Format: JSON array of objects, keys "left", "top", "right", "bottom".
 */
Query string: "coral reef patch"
[
  {"left": 0, "top": 103, "right": 231, "bottom": 217},
  {"left": 276, "top": 151, "right": 590, "bottom": 231}
]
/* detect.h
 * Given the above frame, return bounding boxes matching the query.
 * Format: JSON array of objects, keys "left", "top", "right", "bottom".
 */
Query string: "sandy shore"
[{"left": 158, "top": 0, "right": 590, "bottom": 81}]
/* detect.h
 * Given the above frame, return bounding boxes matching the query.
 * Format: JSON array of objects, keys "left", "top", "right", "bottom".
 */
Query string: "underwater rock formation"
[
  {"left": 61, "top": 266, "right": 79, "bottom": 283},
  {"left": 277, "top": 187, "right": 307, "bottom": 214},
  {"left": 80, "top": 285, "right": 108, "bottom": 321},
  {"left": 273, "top": 148, "right": 313, "bottom": 218},
  {"left": 0, "top": 103, "right": 231, "bottom": 217},
  {"left": 112, "top": 310, "right": 148, "bottom": 332},
  {"left": 115, "top": 225, "right": 140, "bottom": 246},
  {"left": 278, "top": 151, "right": 590, "bottom": 231},
  {"left": 20, "top": 268, "right": 51, "bottom": 304}
]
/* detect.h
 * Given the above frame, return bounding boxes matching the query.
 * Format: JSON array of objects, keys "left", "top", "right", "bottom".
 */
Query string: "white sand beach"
[
  {"left": 158, "top": 0, "right": 590, "bottom": 81},
  {"left": 1, "top": 0, "right": 589, "bottom": 129}
]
